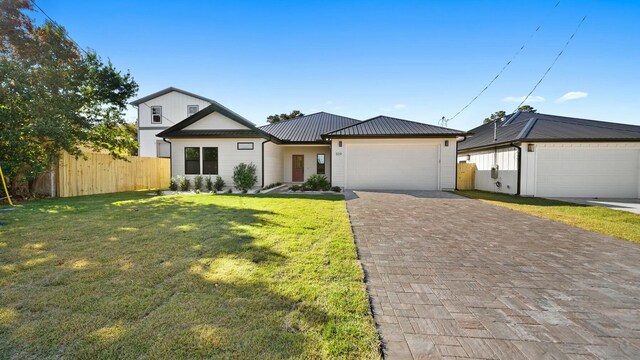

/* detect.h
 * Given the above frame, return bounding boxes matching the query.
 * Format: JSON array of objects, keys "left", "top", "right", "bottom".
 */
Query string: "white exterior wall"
[
  {"left": 263, "top": 141, "right": 284, "bottom": 186},
  {"left": 521, "top": 142, "right": 640, "bottom": 198},
  {"left": 331, "top": 138, "right": 457, "bottom": 190},
  {"left": 281, "top": 146, "right": 331, "bottom": 183},
  {"left": 137, "top": 91, "right": 211, "bottom": 157},
  {"left": 170, "top": 138, "right": 264, "bottom": 189},
  {"left": 458, "top": 147, "right": 519, "bottom": 195},
  {"left": 184, "top": 112, "right": 248, "bottom": 130}
]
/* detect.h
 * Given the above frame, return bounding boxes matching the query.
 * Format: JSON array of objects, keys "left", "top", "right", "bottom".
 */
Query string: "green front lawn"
[
  {"left": 456, "top": 190, "right": 640, "bottom": 244},
  {"left": 0, "top": 193, "right": 380, "bottom": 359}
]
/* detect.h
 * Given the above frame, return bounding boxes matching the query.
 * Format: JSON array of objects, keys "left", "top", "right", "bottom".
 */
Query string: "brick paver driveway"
[{"left": 346, "top": 191, "right": 640, "bottom": 359}]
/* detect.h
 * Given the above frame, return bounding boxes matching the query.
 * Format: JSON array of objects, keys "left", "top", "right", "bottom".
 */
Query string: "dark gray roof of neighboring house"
[
  {"left": 458, "top": 111, "right": 640, "bottom": 151},
  {"left": 323, "top": 115, "right": 466, "bottom": 138},
  {"left": 156, "top": 104, "right": 275, "bottom": 141},
  {"left": 259, "top": 112, "right": 361, "bottom": 143}
]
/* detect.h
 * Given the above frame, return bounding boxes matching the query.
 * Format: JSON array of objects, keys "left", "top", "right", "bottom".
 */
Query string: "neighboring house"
[
  {"left": 130, "top": 87, "right": 466, "bottom": 190},
  {"left": 458, "top": 111, "right": 640, "bottom": 198}
]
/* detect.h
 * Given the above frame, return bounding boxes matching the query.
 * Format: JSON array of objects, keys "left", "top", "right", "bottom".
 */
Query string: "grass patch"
[
  {"left": 0, "top": 192, "right": 380, "bottom": 359},
  {"left": 456, "top": 190, "right": 640, "bottom": 244}
]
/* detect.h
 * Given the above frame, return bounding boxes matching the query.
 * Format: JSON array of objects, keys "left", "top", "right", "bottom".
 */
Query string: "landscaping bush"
[
  {"left": 289, "top": 184, "right": 301, "bottom": 192},
  {"left": 169, "top": 177, "right": 178, "bottom": 191},
  {"left": 232, "top": 162, "right": 257, "bottom": 192},
  {"left": 178, "top": 176, "right": 190, "bottom": 191},
  {"left": 213, "top": 175, "right": 226, "bottom": 192},
  {"left": 205, "top": 176, "right": 214, "bottom": 191},
  {"left": 302, "top": 174, "right": 331, "bottom": 191},
  {"left": 331, "top": 186, "right": 342, "bottom": 192},
  {"left": 194, "top": 175, "right": 203, "bottom": 191}
]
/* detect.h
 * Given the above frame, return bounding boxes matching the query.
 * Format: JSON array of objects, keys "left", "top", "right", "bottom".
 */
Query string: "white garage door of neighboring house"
[
  {"left": 345, "top": 143, "right": 439, "bottom": 190},
  {"left": 535, "top": 147, "right": 640, "bottom": 198}
]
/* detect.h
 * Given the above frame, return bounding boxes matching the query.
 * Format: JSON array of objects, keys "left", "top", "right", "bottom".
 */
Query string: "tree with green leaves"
[
  {"left": 267, "top": 110, "right": 304, "bottom": 124},
  {"left": 0, "top": 0, "right": 138, "bottom": 197},
  {"left": 483, "top": 105, "right": 538, "bottom": 123}
]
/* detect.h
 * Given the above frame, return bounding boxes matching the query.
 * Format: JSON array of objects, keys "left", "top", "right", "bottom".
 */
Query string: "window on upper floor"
[
  {"left": 187, "top": 105, "right": 199, "bottom": 117},
  {"left": 151, "top": 106, "right": 162, "bottom": 124}
]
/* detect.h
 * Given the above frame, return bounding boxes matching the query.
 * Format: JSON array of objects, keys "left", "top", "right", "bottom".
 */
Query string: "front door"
[{"left": 292, "top": 155, "right": 304, "bottom": 182}]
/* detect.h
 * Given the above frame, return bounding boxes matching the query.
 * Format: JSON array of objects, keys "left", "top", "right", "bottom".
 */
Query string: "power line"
[
  {"left": 29, "top": 0, "right": 89, "bottom": 56},
  {"left": 445, "top": 1, "right": 561, "bottom": 123},
  {"left": 514, "top": 15, "right": 587, "bottom": 112}
]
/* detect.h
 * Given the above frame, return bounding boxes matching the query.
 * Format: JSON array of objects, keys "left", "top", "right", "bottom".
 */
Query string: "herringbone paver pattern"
[{"left": 346, "top": 191, "right": 640, "bottom": 360}]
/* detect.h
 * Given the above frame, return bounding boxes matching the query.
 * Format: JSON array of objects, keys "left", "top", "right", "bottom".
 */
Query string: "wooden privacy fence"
[
  {"left": 457, "top": 163, "right": 476, "bottom": 190},
  {"left": 57, "top": 152, "right": 170, "bottom": 197}
]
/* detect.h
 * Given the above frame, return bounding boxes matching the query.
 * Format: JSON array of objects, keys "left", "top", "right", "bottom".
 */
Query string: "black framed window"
[
  {"left": 151, "top": 106, "right": 162, "bottom": 123},
  {"left": 187, "top": 105, "right": 199, "bottom": 117},
  {"left": 237, "top": 142, "right": 254, "bottom": 150},
  {"left": 203, "top": 147, "right": 218, "bottom": 175},
  {"left": 317, "top": 153, "right": 325, "bottom": 175},
  {"left": 185, "top": 147, "right": 200, "bottom": 174}
]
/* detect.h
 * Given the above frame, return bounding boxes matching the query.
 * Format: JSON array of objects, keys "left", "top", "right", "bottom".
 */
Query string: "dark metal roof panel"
[
  {"left": 458, "top": 112, "right": 640, "bottom": 151},
  {"left": 259, "top": 112, "right": 360, "bottom": 142},
  {"left": 324, "top": 115, "right": 465, "bottom": 137}
]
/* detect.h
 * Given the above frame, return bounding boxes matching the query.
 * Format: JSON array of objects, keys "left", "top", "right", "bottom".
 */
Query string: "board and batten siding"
[
  {"left": 137, "top": 91, "right": 211, "bottom": 157},
  {"left": 170, "top": 138, "right": 264, "bottom": 189},
  {"left": 263, "top": 141, "right": 284, "bottom": 186},
  {"left": 520, "top": 142, "right": 640, "bottom": 198},
  {"left": 332, "top": 138, "right": 457, "bottom": 190},
  {"left": 458, "top": 147, "right": 519, "bottom": 195}
]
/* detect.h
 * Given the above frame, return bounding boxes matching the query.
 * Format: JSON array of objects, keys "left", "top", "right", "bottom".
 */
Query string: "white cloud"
[
  {"left": 556, "top": 91, "right": 588, "bottom": 103},
  {"left": 502, "top": 95, "right": 545, "bottom": 103},
  {"left": 393, "top": 103, "right": 407, "bottom": 110}
]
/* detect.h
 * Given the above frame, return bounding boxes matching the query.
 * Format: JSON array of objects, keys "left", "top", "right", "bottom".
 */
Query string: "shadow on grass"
[
  {"left": 456, "top": 190, "right": 589, "bottom": 207},
  {"left": 0, "top": 192, "right": 333, "bottom": 358}
]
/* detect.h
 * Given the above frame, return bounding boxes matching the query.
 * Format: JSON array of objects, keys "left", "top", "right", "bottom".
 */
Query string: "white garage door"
[
  {"left": 536, "top": 147, "right": 639, "bottom": 198},
  {"left": 345, "top": 143, "right": 439, "bottom": 190}
]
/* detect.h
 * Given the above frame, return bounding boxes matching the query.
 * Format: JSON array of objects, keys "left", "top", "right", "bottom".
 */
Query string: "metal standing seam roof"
[
  {"left": 458, "top": 112, "right": 640, "bottom": 151},
  {"left": 323, "top": 115, "right": 466, "bottom": 137},
  {"left": 259, "top": 112, "right": 361, "bottom": 143}
]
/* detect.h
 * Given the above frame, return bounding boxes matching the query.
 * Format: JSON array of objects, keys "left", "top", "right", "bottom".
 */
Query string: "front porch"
[{"left": 280, "top": 145, "right": 331, "bottom": 183}]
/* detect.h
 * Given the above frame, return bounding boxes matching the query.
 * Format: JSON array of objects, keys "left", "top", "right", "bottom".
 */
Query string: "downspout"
[
  {"left": 454, "top": 135, "right": 466, "bottom": 191},
  {"left": 163, "top": 138, "right": 172, "bottom": 178},
  {"left": 261, "top": 138, "right": 271, "bottom": 188},
  {"left": 510, "top": 142, "right": 522, "bottom": 196}
]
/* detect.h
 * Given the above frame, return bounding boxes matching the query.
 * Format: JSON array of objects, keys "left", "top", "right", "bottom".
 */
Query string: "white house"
[
  {"left": 458, "top": 111, "right": 640, "bottom": 198},
  {"left": 130, "top": 87, "right": 465, "bottom": 190}
]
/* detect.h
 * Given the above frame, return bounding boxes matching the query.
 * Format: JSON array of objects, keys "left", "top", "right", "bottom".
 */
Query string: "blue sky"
[{"left": 33, "top": 0, "right": 640, "bottom": 128}]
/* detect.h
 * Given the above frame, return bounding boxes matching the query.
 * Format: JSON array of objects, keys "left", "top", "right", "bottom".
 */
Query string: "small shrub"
[
  {"left": 289, "top": 184, "right": 301, "bottom": 192},
  {"left": 302, "top": 174, "right": 331, "bottom": 191},
  {"left": 205, "top": 176, "right": 214, "bottom": 191},
  {"left": 213, "top": 175, "right": 226, "bottom": 192},
  {"left": 194, "top": 175, "right": 203, "bottom": 191},
  {"left": 195, "top": 189, "right": 200, "bottom": 194},
  {"left": 226, "top": 188, "right": 232, "bottom": 194},
  {"left": 232, "top": 162, "right": 257, "bottom": 192},
  {"left": 169, "top": 177, "right": 178, "bottom": 191},
  {"left": 331, "top": 186, "right": 341, "bottom": 192},
  {"left": 179, "top": 176, "right": 190, "bottom": 191},
  {"left": 154, "top": 189, "right": 163, "bottom": 196}
]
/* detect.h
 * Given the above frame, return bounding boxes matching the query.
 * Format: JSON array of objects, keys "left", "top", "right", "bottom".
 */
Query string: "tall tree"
[
  {"left": 483, "top": 105, "right": 538, "bottom": 123},
  {"left": 267, "top": 110, "right": 304, "bottom": 124},
  {"left": 0, "top": 0, "right": 138, "bottom": 196}
]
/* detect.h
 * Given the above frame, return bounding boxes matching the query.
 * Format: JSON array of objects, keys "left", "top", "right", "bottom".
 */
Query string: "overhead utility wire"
[
  {"left": 444, "top": 1, "right": 561, "bottom": 124},
  {"left": 514, "top": 15, "right": 587, "bottom": 112},
  {"left": 30, "top": 0, "right": 178, "bottom": 125}
]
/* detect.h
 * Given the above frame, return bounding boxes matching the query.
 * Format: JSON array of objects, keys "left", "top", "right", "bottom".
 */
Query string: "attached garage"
[
  {"left": 532, "top": 145, "right": 640, "bottom": 198},
  {"left": 345, "top": 142, "right": 439, "bottom": 190},
  {"left": 458, "top": 111, "right": 640, "bottom": 199},
  {"left": 324, "top": 116, "right": 463, "bottom": 191}
]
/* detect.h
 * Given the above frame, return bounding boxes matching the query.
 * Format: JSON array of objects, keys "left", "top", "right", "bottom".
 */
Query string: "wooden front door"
[{"left": 292, "top": 155, "right": 304, "bottom": 182}]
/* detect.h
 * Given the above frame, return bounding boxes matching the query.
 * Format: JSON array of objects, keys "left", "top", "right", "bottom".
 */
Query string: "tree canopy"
[
  {"left": 267, "top": 110, "right": 304, "bottom": 124},
  {"left": 483, "top": 105, "right": 538, "bottom": 123},
  {"left": 0, "top": 0, "right": 138, "bottom": 196}
]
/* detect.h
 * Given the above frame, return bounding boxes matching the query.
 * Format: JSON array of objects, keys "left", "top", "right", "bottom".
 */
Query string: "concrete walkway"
[
  {"left": 549, "top": 197, "right": 640, "bottom": 215},
  {"left": 346, "top": 191, "right": 640, "bottom": 359}
]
